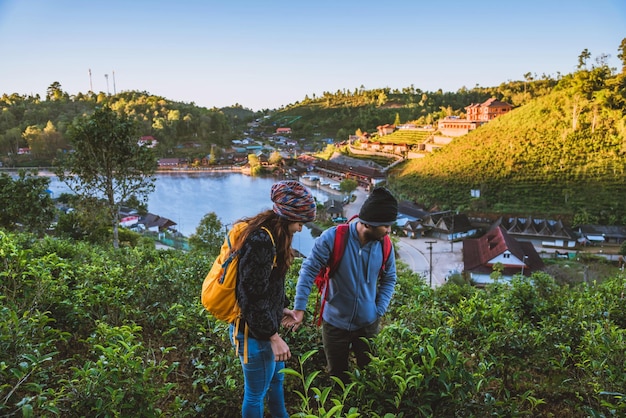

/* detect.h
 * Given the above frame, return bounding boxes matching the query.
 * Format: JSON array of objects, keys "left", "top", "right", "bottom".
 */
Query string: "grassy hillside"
[
  {"left": 265, "top": 79, "right": 556, "bottom": 142},
  {"left": 389, "top": 68, "right": 626, "bottom": 225}
]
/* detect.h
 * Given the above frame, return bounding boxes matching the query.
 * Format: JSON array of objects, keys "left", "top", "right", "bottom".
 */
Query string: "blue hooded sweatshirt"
[{"left": 294, "top": 222, "right": 397, "bottom": 331}]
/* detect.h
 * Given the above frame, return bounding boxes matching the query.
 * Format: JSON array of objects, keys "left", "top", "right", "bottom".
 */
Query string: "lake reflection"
[{"left": 44, "top": 172, "right": 336, "bottom": 257}]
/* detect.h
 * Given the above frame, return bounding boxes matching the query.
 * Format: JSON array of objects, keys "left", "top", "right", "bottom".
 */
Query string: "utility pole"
[
  {"left": 450, "top": 212, "right": 454, "bottom": 252},
  {"left": 112, "top": 70, "right": 117, "bottom": 95},
  {"left": 88, "top": 68, "right": 93, "bottom": 92},
  {"left": 426, "top": 240, "right": 437, "bottom": 287},
  {"left": 104, "top": 74, "right": 109, "bottom": 95}
]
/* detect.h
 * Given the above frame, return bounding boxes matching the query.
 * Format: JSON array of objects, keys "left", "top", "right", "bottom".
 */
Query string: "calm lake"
[{"left": 40, "top": 171, "right": 338, "bottom": 257}]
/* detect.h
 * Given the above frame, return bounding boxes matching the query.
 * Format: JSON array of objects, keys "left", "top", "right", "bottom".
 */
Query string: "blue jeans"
[{"left": 229, "top": 324, "right": 289, "bottom": 418}]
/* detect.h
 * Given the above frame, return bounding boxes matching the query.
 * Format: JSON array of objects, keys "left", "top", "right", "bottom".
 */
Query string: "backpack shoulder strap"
[
  {"left": 380, "top": 234, "right": 392, "bottom": 275},
  {"left": 328, "top": 223, "right": 349, "bottom": 274},
  {"left": 328, "top": 214, "right": 360, "bottom": 270},
  {"left": 260, "top": 226, "right": 277, "bottom": 267}
]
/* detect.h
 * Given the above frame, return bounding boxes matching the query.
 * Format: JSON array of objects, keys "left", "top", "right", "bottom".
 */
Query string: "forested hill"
[
  {"left": 389, "top": 66, "right": 626, "bottom": 226},
  {"left": 0, "top": 89, "right": 249, "bottom": 166}
]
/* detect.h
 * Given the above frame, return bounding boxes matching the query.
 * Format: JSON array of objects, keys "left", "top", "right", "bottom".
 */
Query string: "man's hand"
[{"left": 282, "top": 309, "right": 305, "bottom": 331}]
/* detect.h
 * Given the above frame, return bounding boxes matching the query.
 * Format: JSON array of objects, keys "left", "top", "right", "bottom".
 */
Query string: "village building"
[
  {"left": 577, "top": 224, "right": 626, "bottom": 245},
  {"left": 138, "top": 135, "right": 158, "bottom": 148},
  {"left": 323, "top": 199, "right": 345, "bottom": 222},
  {"left": 422, "top": 212, "right": 478, "bottom": 242},
  {"left": 495, "top": 216, "right": 579, "bottom": 248},
  {"left": 138, "top": 213, "right": 177, "bottom": 233},
  {"left": 463, "top": 224, "right": 545, "bottom": 286},
  {"left": 157, "top": 158, "right": 181, "bottom": 168},
  {"left": 437, "top": 98, "right": 513, "bottom": 137},
  {"left": 275, "top": 127, "right": 292, "bottom": 135},
  {"left": 376, "top": 124, "right": 395, "bottom": 136}
]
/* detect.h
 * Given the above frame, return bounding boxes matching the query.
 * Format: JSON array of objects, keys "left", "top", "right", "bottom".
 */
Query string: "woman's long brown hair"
[{"left": 232, "top": 210, "right": 295, "bottom": 276}]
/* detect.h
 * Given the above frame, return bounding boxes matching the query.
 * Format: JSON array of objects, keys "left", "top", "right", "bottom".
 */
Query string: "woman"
[{"left": 230, "top": 180, "right": 316, "bottom": 418}]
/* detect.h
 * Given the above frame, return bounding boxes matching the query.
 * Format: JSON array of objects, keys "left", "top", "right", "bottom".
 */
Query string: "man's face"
[{"left": 364, "top": 223, "right": 391, "bottom": 241}]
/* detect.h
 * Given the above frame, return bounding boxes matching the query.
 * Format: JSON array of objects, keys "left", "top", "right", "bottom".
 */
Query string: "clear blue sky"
[{"left": 1, "top": 0, "right": 624, "bottom": 111}]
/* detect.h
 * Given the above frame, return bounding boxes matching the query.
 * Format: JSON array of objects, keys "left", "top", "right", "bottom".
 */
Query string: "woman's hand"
[
  {"left": 269, "top": 333, "right": 291, "bottom": 362},
  {"left": 281, "top": 308, "right": 297, "bottom": 327},
  {"left": 281, "top": 309, "right": 305, "bottom": 331}
]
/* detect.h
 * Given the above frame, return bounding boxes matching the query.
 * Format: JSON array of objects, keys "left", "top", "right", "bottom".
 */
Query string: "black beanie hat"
[{"left": 358, "top": 187, "right": 398, "bottom": 226}]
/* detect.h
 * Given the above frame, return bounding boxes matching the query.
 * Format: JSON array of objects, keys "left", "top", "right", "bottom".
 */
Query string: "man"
[{"left": 287, "top": 187, "right": 398, "bottom": 383}]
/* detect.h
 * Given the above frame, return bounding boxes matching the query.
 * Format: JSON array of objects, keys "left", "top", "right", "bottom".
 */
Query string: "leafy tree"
[
  {"left": 578, "top": 48, "right": 591, "bottom": 69},
  {"left": 46, "top": 81, "right": 67, "bottom": 101},
  {"left": 618, "top": 37, "right": 626, "bottom": 73},
  {"left": 339, "top": 178, "right": 358, "bottom": 196},
  {"left": 22, "top": 125, "right": 42, "bottom": 156},
  {"left": 209, "top": 145, "right": 217, "bottom": 164},
  {"left": 56, "top": 106, "right": 157, "bottom": 248},
  {"left": 248, "top": 153, "right": 259, "bottom": 168},
  {"left": 490, "top": 262, "right": 504, "bottom": 282},
  {"left": 268, "top": 150, "right": 283, "bottom": 165},
  {"left": 188, "top": 212, "right": 224, "bottom": 255},
  {"left": 0, "top": 127, "right": 22, "bottom": 160},
  {"left": 55, "top": 196, "right": 111, "bottom": 244},
  {"left": 122, "top": 194, "right": 148, "bottom": 216},
  {"left": 248, "top": 153, "right": 263, "bottom": 175},
  {"left": 0, "top": 170, "right": 55, "bottom": 235},
  {"left": 41, "top": 121, "right": 67, "bottom": 159}
]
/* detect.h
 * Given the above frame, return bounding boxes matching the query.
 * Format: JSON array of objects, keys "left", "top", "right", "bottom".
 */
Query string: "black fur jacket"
[{"left": 236, "top": 227, "right": 289, "bottom": 340}]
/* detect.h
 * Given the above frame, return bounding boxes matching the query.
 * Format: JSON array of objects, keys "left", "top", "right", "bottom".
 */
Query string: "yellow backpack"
[{"left": 201, "top": 223, "right": 275, "bottom": 362}]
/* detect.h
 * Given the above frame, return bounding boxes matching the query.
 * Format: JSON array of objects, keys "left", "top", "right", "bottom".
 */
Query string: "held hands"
[{"left": 281, "top": 308, "right": 305, "bottom": 331}]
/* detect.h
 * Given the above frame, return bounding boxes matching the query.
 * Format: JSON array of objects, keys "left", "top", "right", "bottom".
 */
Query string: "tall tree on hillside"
[
  {"left": 56, "top": 106, "right": 157, "bottom": 248},
  {"left": 578, "top": 49, "right": 591, "bottom": 69},
  {"left": 22, "top": 125, "right": 43, "bottom": 156},
  {"left": 46, "top": 81, "right": 67, "bottom": 101},
  {"left": 618, "top": 37, "right": 626, "bottom": 73}
]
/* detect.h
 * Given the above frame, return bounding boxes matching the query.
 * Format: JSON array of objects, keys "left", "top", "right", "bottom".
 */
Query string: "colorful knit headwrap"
[{"left": 271, "top": 180, "right": 316, "bottom": 222}]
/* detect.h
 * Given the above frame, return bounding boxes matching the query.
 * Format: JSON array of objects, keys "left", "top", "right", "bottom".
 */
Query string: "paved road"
[
  {"left": 397, "top": 237, "right": 464, "bottom": 287},
  {"left": 345, "top": 187, "right": 463, "bottom": 288}
]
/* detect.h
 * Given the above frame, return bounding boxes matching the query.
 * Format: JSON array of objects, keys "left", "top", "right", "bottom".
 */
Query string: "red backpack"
[{"left": 313, "top": 216, "right": 392, "bottom": 326}]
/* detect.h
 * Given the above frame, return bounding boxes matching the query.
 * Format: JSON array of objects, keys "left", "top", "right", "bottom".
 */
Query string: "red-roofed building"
[
  {"left": 463, "top": 224, "right": 544, "bottom": 286},
  {"left": 438, "top": 98, "right": 513, "bottom": 137},
  {"left": 376, "top": 124, "right": 395, "bottom": 136},
  {"left": 465, "top": 98, "right": 513, "bottom": 121}
]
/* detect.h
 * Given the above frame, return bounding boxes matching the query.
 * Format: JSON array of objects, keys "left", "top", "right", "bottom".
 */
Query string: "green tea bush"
[
  {"left": 2, "top": 230, "right": 626, "bottom": 417},
  {"left": 60, "top": 322, "right": 178, "bottom": 417}
]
